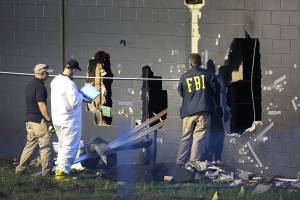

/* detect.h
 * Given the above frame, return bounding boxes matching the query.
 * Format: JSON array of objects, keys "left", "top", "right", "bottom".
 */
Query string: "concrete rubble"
[
  {"left": 174, "top": 160, "right": 300, "bottom": 193},
  {"left": 29, "top": 135, "right": 300, "bottom": 194},
  {"left": 253, "top": 184, "right": 272, "bottom": 194}
]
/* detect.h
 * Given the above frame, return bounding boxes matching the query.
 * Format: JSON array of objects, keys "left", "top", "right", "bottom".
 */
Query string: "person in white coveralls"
[{"left": 50, "top": 59, "right": 85, "bottom": 181}]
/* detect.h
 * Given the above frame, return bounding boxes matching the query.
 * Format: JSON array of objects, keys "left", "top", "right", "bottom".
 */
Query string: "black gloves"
[{"left": 46, "top": 120, "right": 56, "bottom": 135}]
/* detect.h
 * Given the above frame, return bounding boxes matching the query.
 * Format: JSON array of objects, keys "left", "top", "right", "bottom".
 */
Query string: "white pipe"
[
  {"left": 191, "top": 9, "right": 201, "bottom": 53},
  {"left": 185, "top": 1, "right": 205, "bottom": 53}
]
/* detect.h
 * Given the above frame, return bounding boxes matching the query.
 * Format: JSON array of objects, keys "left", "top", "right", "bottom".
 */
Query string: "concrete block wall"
[
  {"left": 0, "top": 0, "right": 61, "bottom": 159},
  {"left": 198, "top": 0, "right": 300, "bottom": 177},
  {"left": 63, "top": 0, "right": 188, "bottom": 165},
  {"left": 0, "top": 0, "right": 299, "bottom": 176},
  {"left": 0, "top": 0, "right": 187, "bottom": 163}
]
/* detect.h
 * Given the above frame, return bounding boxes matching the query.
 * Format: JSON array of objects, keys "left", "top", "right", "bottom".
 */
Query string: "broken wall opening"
[
  {"left": 86, "top": 51, "right": 113, "bottom": 126},
  {"left": 226, "top": 39, "right": 262, "bottom": 133},
  {"left": 140, "top": 65, "right": 168, "bottom": 164},
  {"left": 141, "top": 66, "right": 168, "bottom": 124}
]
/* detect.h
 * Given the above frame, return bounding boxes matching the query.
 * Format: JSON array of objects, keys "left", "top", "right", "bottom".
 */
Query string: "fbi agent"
[
  {"left": 16, "top": 64, "right": 54, "bottom": 176},
  {"left": 176, "top": 53, "right": 220, "bottom": 165}
]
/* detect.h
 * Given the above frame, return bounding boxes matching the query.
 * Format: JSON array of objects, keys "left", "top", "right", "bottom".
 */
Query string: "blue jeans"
[{"left": 207, "top": 129, "right": 225, "bottom": 161}]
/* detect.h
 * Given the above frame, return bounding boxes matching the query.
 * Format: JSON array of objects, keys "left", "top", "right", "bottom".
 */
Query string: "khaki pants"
[
  {"left": 176, "top": 113, "right": 211, "bottom": 165},
  {"left": 16, "top": 120, "right": 52, "bottom": 176}
]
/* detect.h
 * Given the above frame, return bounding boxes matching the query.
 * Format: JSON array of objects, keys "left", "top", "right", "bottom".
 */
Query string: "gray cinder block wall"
[
  {"left": 0, "top": 0, "right": 299, "bottom": 177},
  {"left": 0, "top": 0, "right": 62, "bottom": 159},
  {"left": 200, "top": 0, "right": 300, "bottom": 177}
]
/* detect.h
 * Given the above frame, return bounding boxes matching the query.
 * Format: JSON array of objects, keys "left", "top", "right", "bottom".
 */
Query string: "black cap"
[{"left": 65, "top": 59, "right": 81, "bottom": 71}]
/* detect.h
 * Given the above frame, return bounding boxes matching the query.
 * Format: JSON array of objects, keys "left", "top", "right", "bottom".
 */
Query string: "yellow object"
[
  {"left": 55, "top": 168, "right": 69, "bottom": 182},
  {"left": 211, "top": 191, "right": 219, "bottom": 200},
  {"left": 239, "top": 186, "right": 245, "bottom": 196}
]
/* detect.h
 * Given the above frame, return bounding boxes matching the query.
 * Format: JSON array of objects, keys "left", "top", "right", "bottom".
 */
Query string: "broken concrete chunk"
[
  {"left": 164, "top": 176, "right": 174, "bottom": 182},
  {"left": 230, "top": 179, "right": 243, "bottom": 187},
  {"left": 238, "top": 171, "right": 254, "bottom": 181},
  {"left": 217, "top": 172, "right": 234, "bottom": 182},
  {"left": 205, "top": 171, "right": 219, "bottom": 180},
  {"left": 291, "top": 180, "right": 300, "bottom": 189},
  {"left": 243, "top": 121, "right": 263, "bottom": 133},
  {"left": 253, "top": 184, "right": 272, "bottom": 194},
  {"left": 185, "top": 160, "right": 210, "bottom": 172},
  {"left": 275, "top": 181, "right": 290, "bottom": 187}
]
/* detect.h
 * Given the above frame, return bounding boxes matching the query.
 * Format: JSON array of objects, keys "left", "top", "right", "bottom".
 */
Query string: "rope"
[{"left": 0, "top": 71, "right": 180, "bottom": 81}]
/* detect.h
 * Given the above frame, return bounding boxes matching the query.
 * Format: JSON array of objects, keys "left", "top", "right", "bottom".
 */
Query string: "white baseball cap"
[{"left": 33, "top": 64, "right": 53, "bottom": 73}]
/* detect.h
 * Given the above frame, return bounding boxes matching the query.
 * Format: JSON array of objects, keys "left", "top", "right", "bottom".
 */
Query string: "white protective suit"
[{"left": 50, "top": 74, "right": 83, "bottom": 173}]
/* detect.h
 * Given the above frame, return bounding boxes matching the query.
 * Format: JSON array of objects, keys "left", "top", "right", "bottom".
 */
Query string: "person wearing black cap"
[
  {"left": 50, "top": 59, "right": 83, "bottom": 181},
  {"left": 16, "top": 64, "right": 55, "bottom": 176}
]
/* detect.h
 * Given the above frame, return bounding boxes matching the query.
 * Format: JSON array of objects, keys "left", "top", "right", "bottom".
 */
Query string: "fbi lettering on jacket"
[{"left": 185, "top": 75, "right": 205, "bottom": 93}]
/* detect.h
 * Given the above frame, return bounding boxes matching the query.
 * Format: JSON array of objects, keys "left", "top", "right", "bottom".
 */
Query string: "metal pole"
[
  {"left": 153, "top": 130, "right": 157, "bottom": 164},
  {"left": 61, "top": 0, "right": 65, "bottom": 68}
]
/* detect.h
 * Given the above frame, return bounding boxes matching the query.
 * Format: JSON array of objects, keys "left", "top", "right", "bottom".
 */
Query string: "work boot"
[
  {"left": 15, "top": 169, "right": 26, "bottom": 175},
  {"left": 55, "top": 168, "right": 70, "bottom": 182},
  {"left": 15, "top": 166, "right": 26, "bottom": 175}
]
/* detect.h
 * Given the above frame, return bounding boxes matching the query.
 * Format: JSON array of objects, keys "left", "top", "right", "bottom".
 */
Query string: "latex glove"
[{"left": 46, "top": 120, "right": 56, "bottom": 135}]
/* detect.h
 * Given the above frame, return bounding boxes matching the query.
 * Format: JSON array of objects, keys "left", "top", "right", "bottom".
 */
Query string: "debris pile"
[{"left": 175, "top": 160, "right": 300, "bottom": 192}]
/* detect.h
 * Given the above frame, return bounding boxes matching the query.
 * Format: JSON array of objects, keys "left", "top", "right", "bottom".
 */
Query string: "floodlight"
[{"left": 184, "top": 0, "right": 204, "bottom": 5}]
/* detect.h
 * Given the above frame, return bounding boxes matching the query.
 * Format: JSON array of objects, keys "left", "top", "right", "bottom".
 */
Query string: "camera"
[{"left": 184, "top": 0, "right": 204, "bottom": 5}]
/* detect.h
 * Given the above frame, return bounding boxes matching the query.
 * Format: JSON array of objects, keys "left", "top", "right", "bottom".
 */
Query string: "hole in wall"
[
  {"left": 141, "top": 65, "right": 168, "bottom": 125},
  {"left": 224, "top": 38, "right": 262, "bottom": 133}
]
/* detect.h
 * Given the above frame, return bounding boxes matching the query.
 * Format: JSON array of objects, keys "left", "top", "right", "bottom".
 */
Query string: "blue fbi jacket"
[{"left": 178, "top": 66, "right": 220, "bottom": 119}]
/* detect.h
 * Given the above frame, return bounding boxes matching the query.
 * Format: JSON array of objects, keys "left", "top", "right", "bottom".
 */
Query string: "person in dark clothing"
[
  {"left": 206, "top": 60, "right": 227, "bottom": 163},
  {"left": 176, "top": 54, "right": 221, "bottom": 165},
  {"left": 16, "top": 64, "right": 55, "bottom": 176}
]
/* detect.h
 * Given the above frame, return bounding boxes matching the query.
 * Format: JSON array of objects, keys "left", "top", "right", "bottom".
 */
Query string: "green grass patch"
[{"left": 1, "top": 161, "right": 300, "bottom": 200}]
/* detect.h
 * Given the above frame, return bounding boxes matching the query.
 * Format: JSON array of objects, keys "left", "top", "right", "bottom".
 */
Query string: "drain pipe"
[
  {"left": 60, "top": 0, "right": 66, "bottom": 68},
  {"left": 184, "top": 0, "right": 206, "bottom": 53}
]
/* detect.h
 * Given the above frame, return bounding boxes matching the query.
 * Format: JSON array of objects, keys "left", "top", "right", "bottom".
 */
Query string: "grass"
[{"left": 1, "top": 160, "right": 300, "bottom": 200}]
